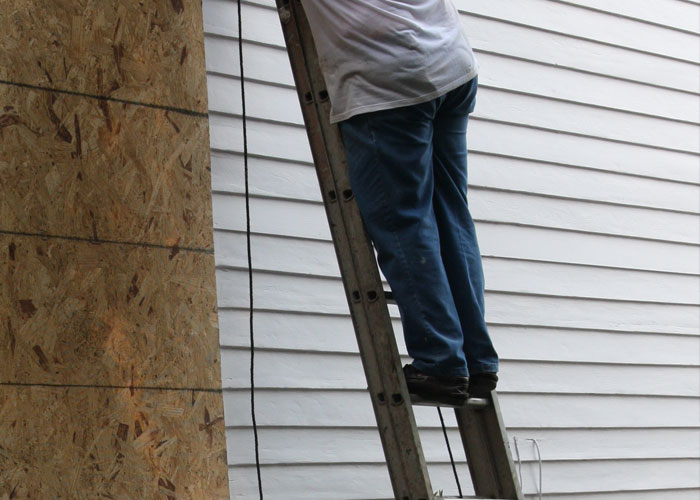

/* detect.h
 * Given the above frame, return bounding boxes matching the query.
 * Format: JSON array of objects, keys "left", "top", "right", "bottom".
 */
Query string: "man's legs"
[
  {"left": 432, "top": 78, "right": 500, "bottom": 377},
  {"left": 339, "top": 99, "right": 469, "bottom": 378}
]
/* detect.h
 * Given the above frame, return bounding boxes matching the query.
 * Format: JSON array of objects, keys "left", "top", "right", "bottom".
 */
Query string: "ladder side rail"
[
  {"left": 485, "top": 392, "right": 524, "bottom": 500},
  {"left": 285, "top": 5, "right": 433, "bottom": 497},
  {"left": 455, "top": 393, "right": 524, "bottom": 500},
  {"left": 276, "top": 2, "right": 433, "bottom": 499},
  {"left": 455, "top": 404, "right": 501, "bottom": 496}
]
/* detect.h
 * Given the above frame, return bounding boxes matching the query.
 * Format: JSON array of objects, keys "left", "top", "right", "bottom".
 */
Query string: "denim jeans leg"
[
  {"left": 432, "top": 78, "right": 499, "bottom": 375},
  {"left": 339, "top": 103, "right": 469, "bottom": 378}
]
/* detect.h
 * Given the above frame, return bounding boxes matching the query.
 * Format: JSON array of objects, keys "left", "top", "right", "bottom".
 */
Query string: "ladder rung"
[{"left": 410, "top": 395, "right": 490, "bottom": 410}]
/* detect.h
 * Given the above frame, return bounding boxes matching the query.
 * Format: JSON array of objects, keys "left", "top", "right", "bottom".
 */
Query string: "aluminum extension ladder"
[{"left": 275, "top": 2, "right": 525, "bottom": 499}]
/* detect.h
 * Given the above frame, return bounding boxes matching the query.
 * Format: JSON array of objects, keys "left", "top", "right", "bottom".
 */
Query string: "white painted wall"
[{"left": 202, "top": 0, "right": 700, "bottom": 498}]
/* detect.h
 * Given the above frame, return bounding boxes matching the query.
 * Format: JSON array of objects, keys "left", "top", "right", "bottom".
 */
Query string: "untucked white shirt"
[{"left": 300, "top": 0, "right": 479, "bottom": 123}]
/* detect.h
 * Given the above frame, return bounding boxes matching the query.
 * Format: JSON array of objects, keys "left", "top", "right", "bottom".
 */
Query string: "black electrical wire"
[
  {"left": 438, "top": 407, "right": 463, "bottom": 498},
  {"left": 237, "top": 0, "right": 264, "bottom": 498}
]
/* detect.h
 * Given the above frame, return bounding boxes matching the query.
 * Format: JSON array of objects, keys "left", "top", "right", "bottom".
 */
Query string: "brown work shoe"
[
  {"left": 468, "top": 372, "right": 498, "bottom": 398},
  {"left": 403, "top": 364, "right": 469, "bottom": 407}
]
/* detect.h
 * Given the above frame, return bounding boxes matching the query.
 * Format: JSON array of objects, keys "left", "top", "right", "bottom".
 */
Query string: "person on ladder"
[{"left": 302, "top": 0, "right": 500, "bottom": 407}]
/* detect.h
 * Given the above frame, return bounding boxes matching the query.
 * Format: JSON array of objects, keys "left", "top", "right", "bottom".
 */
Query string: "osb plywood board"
[
  {"left": 0, "top": 385, "right": 229, "bottom": 500},
  {"left": 1, "top": 0, "right": 208, "bottom": 113},
  {"left": 0, "top": 84, "right": 213, "bottom": 250},
  {"left": 1, "top": 234, "right": 222, "bottom": 390}
]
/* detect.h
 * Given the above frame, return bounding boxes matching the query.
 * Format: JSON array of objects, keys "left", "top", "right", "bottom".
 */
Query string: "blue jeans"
[{"left": 339, "top": 77, "right": 499, "bottom": 378}]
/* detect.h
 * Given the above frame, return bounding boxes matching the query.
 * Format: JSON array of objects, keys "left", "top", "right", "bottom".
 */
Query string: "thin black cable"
[
  {"left": 237, "top": 1, "right": 263, "bottom": 498},
  {"left": 437, "top": 407, "right": 463, "bottom": 498}
]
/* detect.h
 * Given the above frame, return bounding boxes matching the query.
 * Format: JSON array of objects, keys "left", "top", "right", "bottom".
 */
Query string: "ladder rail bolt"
[{"left": 278, "top": 5, "right": 291, "bottom": 24}]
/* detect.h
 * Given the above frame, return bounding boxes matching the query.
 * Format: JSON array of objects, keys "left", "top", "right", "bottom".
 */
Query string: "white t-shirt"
[{"left": 300, "top": 0, "right": 479, "bottom": 123}]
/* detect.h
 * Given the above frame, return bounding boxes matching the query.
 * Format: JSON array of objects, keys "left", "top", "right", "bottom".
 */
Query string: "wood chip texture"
[{"left": 0, "top": 0, "right": 229, "bottom": 497}]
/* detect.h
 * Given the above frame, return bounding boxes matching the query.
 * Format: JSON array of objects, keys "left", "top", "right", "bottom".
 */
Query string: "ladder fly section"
[
  {"left": 275, "top": 2, "right": 433, "bottom": 498},
  {"left": 275, "top": 2, "right": 524, "bottom": 499}
]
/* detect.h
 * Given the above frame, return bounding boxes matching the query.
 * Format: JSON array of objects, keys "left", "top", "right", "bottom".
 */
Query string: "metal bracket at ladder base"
[{"left": 275, "top": 1, "right": 524, "bottom": 499}]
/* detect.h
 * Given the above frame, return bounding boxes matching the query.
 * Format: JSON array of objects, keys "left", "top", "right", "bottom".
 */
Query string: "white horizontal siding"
[
  {"left": 205, "top": 37, "right": 700, "bottom": 182},
  {"left": 455, "top": 0, "right": 700, "bottom": 62},
  {"left": 206, "top": 71, "right": 700, "bottom": 150},
  {"left": 207, "top": 72, "right": 700, "bottom": 153},
  {"left": 206, "top": 0, "right": 700, "bottom": 101},
  {"left": 223, "top": 390, "right": 700, "bottom": 429},
  {"left": 212, "top": 210, "right": 700, "bottom": 276},
  {"left": 211, "top": 0, "right": 700, "bottom": 90},
  {"left": 210, "top": 179, "right": 699, "bottom": 245},
  {"left": 554, "top": 0, "right": 700, "bottom": 33},
  {"left": 225, "top": 461, "right": 700, "bottom": 500},
  {"left": 227, "top": 427, "right": 700, "bottom": 497},
  {"left": 214, "top": 231, "right": 700, "bottom": 296},
  {"left": 227, "top": 427, "right": 700, "bottom": 464},
  {"left": 218, "top": 309, "right": 700, "bottom": 366},
  {"left": 219, "top": 349, "right": 700, "bottom": 397},
  {"left": 216, "top": 269, "right": 700, "bottom": 334},
  {"left": 205, "top": 46, "right": 700, "bottom": 131},
  {"left": 536, "top": 490, "right": 700, "bottom": 500},
  {"left": 230, "top": 460, "right": 697, "bottom": 500},
  {"left": 218, "top": 136, "right": 698, "bottom": 208},
  {"left": 204, "top": 0, "right": 700, "bottom": 498},
  {"left": 213, "top": 234, "right": 700, "bottom": 305}
]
